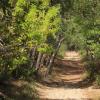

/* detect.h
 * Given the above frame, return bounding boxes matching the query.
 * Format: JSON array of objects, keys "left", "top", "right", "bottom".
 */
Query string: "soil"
[{"left": 36, "top": 51, "right": 100, "bottom": 100}]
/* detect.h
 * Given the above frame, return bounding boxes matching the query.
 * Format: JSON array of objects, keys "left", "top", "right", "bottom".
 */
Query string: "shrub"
[
  {"left": 96, "top": 74, "right": 100, "bottom": 86},
  {"left": 85, "top": 61, "right": 100, "bottom": 85}
]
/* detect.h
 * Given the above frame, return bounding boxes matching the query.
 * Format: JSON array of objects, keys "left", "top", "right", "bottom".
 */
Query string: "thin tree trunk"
[
  {"left": 46, "top": 37, "right": 64, "bottom": 75},
  {"left": 30, "top": 47, "right": 36, "bottom": 68},
  {"left": 35, "top": 52, "right": 42, "bottom": 71},
  {"left": 45, "top": 55, "right": 50, "bottom": 66},
  {"left": 40, "top": 54, "right": 46, "bottom": 67},
  {"left": 46, "top": 53, "right": 55, "bottom": 75}
]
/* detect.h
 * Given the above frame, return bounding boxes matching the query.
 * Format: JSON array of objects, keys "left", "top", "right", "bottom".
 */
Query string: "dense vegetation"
[{"left": 0, "top": 0, "right": 100, "bottom": 85}]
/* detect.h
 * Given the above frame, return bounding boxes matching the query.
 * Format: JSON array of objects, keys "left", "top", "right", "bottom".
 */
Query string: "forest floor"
[
  {"left": 0, "top": 51, "right": 100, "bottom": 100},
  {"left": 36, "top": 51, "right": 100, "bottom": 100}
]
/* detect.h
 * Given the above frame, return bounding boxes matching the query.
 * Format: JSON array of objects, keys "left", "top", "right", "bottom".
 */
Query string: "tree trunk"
[
  {"left": 35, "top": 52, "right": 42, "bottom": 71},
  {"left": 45, "top": 55, "right": 50, "bottom": 66},
  {"left": 46, "top": 37, "right": 64, "bottom": 75},
  {"left": 30, "top": 47, "right": 36, "bottom": 68},
  {"left": 40, "top": 54, "right": 46, "bottom": 67}
]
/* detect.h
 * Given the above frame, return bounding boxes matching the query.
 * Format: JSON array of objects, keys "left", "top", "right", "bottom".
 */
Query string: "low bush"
[{"left": 85, "top": 61, "right": 100, "bottom": 85}]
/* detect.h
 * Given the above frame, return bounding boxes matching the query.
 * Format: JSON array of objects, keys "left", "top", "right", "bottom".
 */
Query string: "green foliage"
[
  {"left": 58, "top": 43, "right": 66, "bottom": 58},
  {"left": 85, "top": 62, "right": 96, "bottom": 80},
  {"left": 55, "top": 0, "right": 100, "bottom": 85},
  {"left": 0, "top": 0, "right": 62, "bottom": 79},
  {"left": 96, "top": 75, "right": 100, "bottom": 86},
  {"left": 85, "top": 61, "right": 100, "bottom": 83},
  {"left": 0, "top": 0, "right": 100, "bottom": 86}
]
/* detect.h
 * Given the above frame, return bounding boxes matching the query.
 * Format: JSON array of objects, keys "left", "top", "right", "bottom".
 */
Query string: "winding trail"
[{"left": 36, "top": 51, "right": 100, "bottom": 100}]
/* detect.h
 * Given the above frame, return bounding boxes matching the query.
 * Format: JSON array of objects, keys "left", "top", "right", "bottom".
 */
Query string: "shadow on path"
[
  {"left": 0, "top": 80, "right": 38, "bottom": 100},
  {"left": 38, "top": 58, "right": 92, "bottom": 89}
]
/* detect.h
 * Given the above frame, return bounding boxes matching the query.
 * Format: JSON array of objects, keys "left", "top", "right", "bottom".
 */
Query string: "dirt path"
[{"left": 36, "top": 51, "right": 100, "bottom": 100}]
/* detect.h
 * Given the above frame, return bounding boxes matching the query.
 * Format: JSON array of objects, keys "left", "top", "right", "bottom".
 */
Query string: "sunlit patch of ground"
[{"left": 36, "top": 51, "right": 100, "bottom": 100}]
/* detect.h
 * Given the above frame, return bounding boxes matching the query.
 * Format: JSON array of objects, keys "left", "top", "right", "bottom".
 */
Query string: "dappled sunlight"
[
  {"left": 64, "top": 51, "right": 81, "bottom": 61},
  {"left": 36, "top": 51, "right": 100, "bottom": 99},
  {"left": 0, "top": 0, "right": 100, "bottom": 99},
  {"left": 0, "top": 80, "right": 38, "bottom": 100}
]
